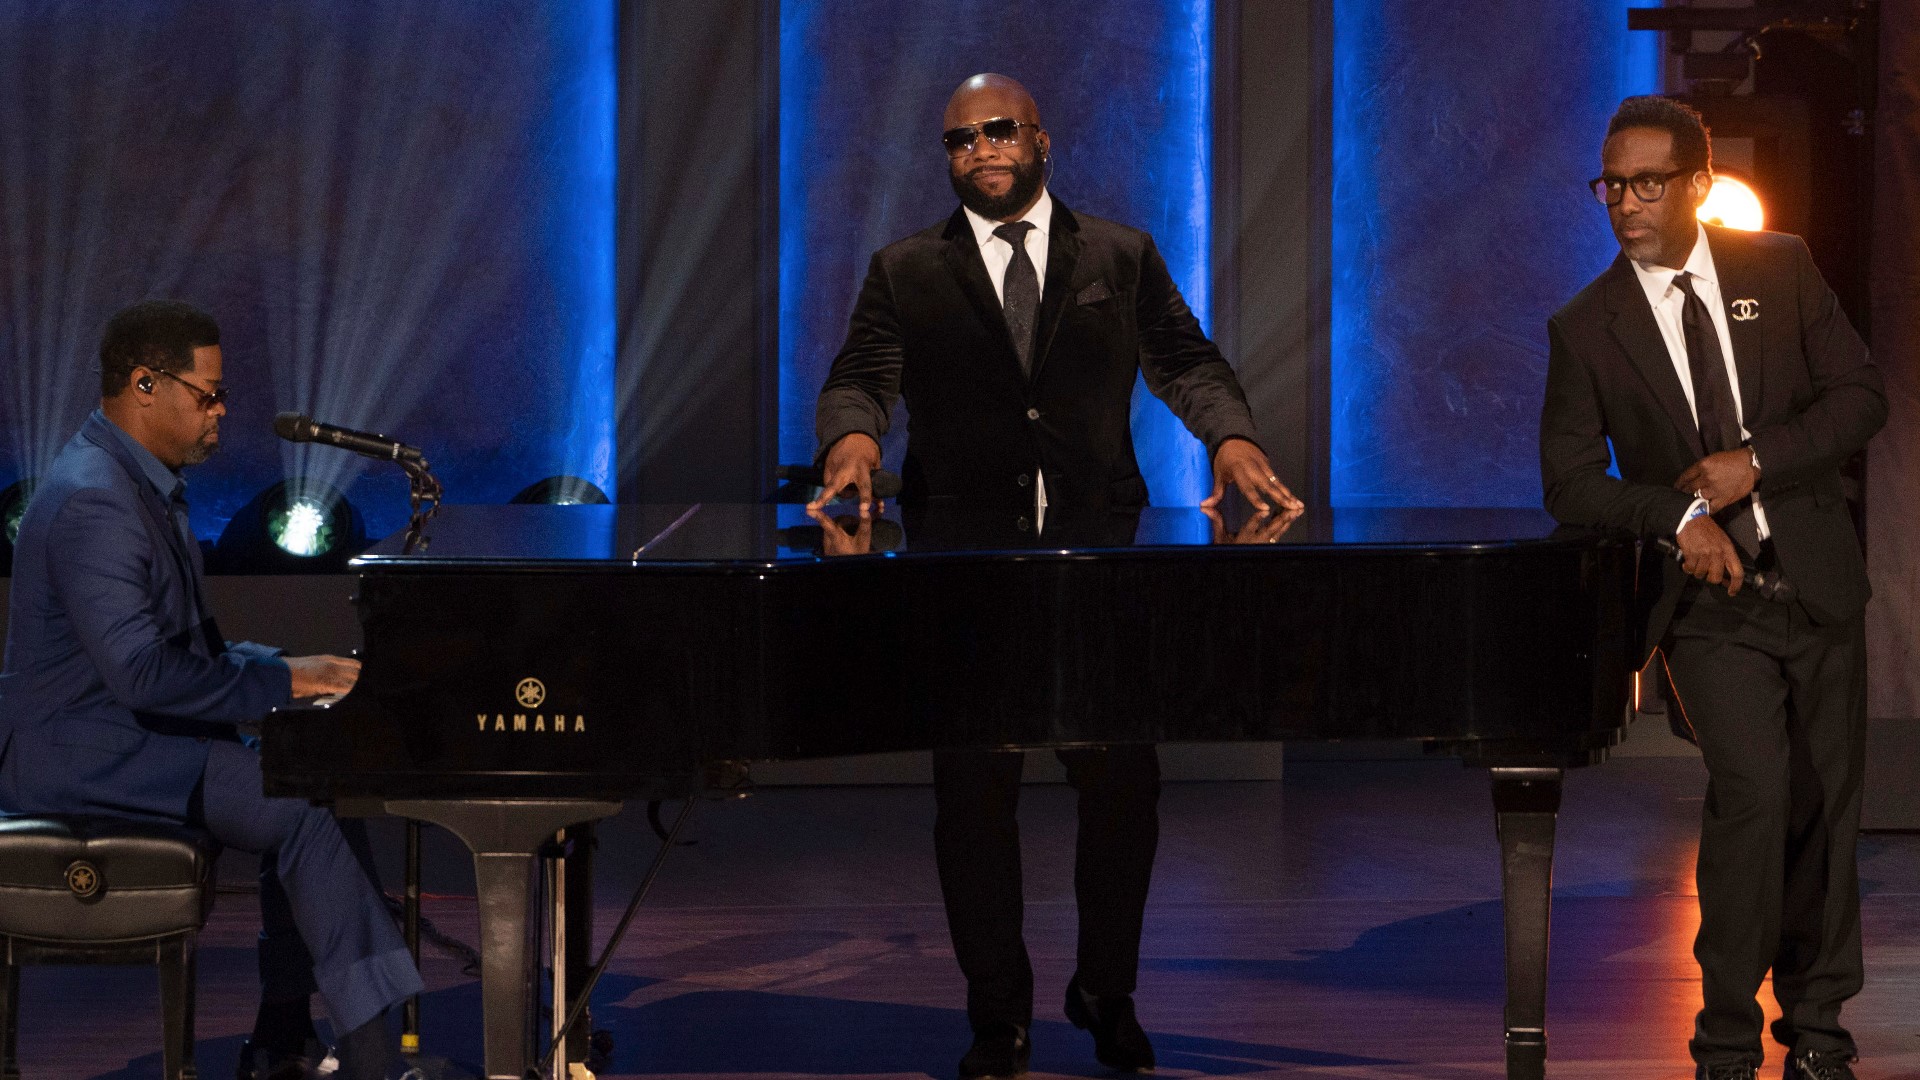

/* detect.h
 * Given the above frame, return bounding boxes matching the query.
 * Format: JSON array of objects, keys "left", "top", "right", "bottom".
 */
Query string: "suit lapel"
[
  {"left": 1028, "top": 201, "right": 1081, "bottom": 384},
  {"left": 1603, "top": 257, "right": 1707, "bottom": 459},
  {"left": 939, "top": 208, "right": 1020, "bottom": 371},
  {"left": 82, "top": 416, "right": 203, "bottom": 635},
  {"left": 1704, "top": 224, "right": 1766, "bottom": 423}
]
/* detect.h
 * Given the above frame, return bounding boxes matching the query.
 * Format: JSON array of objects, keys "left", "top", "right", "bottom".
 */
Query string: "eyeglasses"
[
  {"left": 941, "top": 117, "right": 1039, "bottom": 157},
  {"left": 1589, "top": 167, "right": 1697, "bottom": 207},
  {"left": 156, "top": 368, "right": 228, "bottom": 410}
]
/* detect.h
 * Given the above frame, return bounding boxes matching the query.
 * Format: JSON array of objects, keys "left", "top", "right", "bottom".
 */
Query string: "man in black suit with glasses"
[{"left": 1541, "top": 95, "right": 1884, "bottom": 1080}]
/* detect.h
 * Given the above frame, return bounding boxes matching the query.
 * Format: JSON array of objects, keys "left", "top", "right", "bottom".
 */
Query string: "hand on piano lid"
[
  {"left": 286, "top": 654, "right": 362, "bottom": 700},
  {"left": 805, "top": 506, "right": 876, "bottom": 556},
  {"left": 1202, "top": 501, "right": 1303, "bottom": 545},
  {"left": 808, "top": 433, "right": 885, "bottom": 518},
  {"left": 1203, "top": 438, "right": 1304, "bottom": 516}
]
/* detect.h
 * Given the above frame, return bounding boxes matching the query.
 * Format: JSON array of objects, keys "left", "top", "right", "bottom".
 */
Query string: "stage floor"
[{"left": 13, "top": 756, "right": 1920, "bottom": 1080}]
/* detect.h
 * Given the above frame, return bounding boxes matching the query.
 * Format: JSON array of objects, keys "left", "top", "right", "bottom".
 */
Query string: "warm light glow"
[{"left": 1697, "top": 175, "right": 1765, "bottom": 231}]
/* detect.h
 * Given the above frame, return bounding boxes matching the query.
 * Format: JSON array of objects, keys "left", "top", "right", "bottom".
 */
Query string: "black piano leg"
[
  {"left": 563, "top": 825, "right": 597, "bottom": 1073},
  {"left": 387, "top": 800, "right": 623, "bottom": 1080},
  {"left": 1490, "top": 766, "right": 1563, "bottom": 1080}
]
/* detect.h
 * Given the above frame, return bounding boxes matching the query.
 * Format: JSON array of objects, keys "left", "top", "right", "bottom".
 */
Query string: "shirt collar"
[
  {"left": 964, "top": 187, "right": 1053, "bottom": 249},
  {"left": 1630, "top": 223, "right": 1717, "bottom": 307},
  {"left": 96, "top": 408, "right": 186, "bottom": 503}
]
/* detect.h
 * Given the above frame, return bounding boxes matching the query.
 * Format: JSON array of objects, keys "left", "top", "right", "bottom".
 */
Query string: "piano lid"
[{"left": 351, "top": 502, "right": 1611, "bottom": 570}]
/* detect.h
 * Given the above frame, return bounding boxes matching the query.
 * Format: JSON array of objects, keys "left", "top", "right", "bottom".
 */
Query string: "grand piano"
[{"left": 260, "top": 500, "right": 1638, "bottom": 1080}]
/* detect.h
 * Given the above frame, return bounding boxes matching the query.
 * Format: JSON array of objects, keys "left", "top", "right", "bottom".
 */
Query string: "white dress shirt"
[
  {"left": 1629, "top": 224, "right": 1770, "bottom": 539},
  {"left": 963, "top": 187, "right": 1052, "bottom": 305}
]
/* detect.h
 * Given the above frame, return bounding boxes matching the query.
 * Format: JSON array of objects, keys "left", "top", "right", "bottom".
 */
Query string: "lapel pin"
[{"left": 1730, "top": 298, "right": 1759, "bottom": 321}]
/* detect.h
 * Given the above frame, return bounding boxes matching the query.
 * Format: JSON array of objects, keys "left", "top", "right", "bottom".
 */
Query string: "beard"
[
  {"left": 950, "top": 153, "right": 1045, "bottom": 220},
  {"left": 181, "top": 429, "right": 218, "bottom": 466}
]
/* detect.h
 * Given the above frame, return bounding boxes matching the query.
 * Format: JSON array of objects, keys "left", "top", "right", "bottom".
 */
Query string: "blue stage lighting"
[
  {"left": 214, "top": 479, "right": 366, "bottom": 573},
  {"left": 510, "top": 476, "right": 610, "bottom": 506}
]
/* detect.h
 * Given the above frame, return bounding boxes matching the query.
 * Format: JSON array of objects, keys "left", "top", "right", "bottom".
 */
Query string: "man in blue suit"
[{"left": 0, "top": 301, "right": 422, "bottom": 1080}]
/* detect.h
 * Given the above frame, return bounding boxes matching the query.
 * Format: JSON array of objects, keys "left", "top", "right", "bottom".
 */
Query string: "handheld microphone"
[
  {"left": 775, "top": 464, "right": 903, "bottom": 500},
  {"left": 1653, "top": 536, "right": 1796, "bottom": 604},
  {"left": 273, "top": 413, "right": 424, "bottom": 464}
]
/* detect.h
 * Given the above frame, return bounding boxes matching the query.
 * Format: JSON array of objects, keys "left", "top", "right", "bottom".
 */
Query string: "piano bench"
[{"left": 0, "top": 815, "right": 217, "bottom": 1080}]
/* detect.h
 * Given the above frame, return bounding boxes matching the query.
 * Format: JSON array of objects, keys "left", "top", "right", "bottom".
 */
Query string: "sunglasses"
[
  {"left": 155, "top": 368, "right": 229, "bottom": 410},
  {"left": 941, "top": 117, "right": 1040, "bottom": 157}
]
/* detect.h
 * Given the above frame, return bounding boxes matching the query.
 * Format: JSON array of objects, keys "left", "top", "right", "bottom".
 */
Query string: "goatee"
[{"left": 950, "top": 154, "right": 1045, "bottom": 220}]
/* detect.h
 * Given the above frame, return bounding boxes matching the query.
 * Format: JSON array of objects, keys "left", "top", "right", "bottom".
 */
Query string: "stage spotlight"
[
  {"left": 1698, "top": 174, "right": 1765, "bottom": 231},
  {"left": 214, "top": 479, "right": 366, "bottom": 573},
  {"left": 2, "top": 479, "right": 34, "bottom": 546},
  {"left": 510, "top": 476, "right": 609, "bottom": 505},
  {"left": 1, "top": 479, "right": 36, "bottom": 575}
]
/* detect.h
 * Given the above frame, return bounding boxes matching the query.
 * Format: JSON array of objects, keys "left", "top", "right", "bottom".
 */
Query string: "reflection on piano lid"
[{"left": 351, "top": 501, "right": 1597, "bottom": 567}]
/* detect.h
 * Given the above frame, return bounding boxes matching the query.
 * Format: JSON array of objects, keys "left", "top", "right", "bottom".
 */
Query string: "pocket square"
[{"left": 1075, "top": 280, "right": 1114, "bottom": 305}]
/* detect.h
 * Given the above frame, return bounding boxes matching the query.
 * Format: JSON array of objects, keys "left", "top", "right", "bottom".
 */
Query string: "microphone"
[
  {"left": 775, "top": 464, "right": 903, "bottom": 500},
  {"left": 1653, "top": 536, "right": 1796, "bottom": 604},
  {"left": 274, "top": 413, "right": 424, "bottom": 465}
]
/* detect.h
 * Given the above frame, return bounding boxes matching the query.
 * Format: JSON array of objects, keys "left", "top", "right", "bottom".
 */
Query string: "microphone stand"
[{"left": 399, "top": 456, "right": 444, "bottom": 555}]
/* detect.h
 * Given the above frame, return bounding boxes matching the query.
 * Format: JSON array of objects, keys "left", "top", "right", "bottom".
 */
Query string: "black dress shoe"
[
  {"left": 1064, "top": 975, "right": 1155, "bottom": 1073},
  {"left": 958, "top": 1023, "right": 1030, "bottom": 1080},
  {"left": 1695, "top": 1062, "right": 1756, "bottom": 1080},
  {"left": 1785, "top": 1050, "right": 1858, "bottom": 1080},
  {"left": 236, "top": 1038, "right": 329, "bottom": 1080}
]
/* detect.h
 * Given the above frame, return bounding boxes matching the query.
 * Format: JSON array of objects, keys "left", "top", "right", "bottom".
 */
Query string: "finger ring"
[{"left": 1266, "top": 475, "right": 1279, "bottom": 483}]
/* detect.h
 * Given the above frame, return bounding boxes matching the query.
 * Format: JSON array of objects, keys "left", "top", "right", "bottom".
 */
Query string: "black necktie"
[
  {"left": 1673, "top": 272, "right": 1761, "bottom": 558},
  {"left": 994, "top": 221, "right": 1039, "bottom": 376}
]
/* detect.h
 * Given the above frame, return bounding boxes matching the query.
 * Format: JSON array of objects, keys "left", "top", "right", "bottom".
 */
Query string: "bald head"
[{"left": 944, "top": 73, "right": 1040, "bottom": 130}]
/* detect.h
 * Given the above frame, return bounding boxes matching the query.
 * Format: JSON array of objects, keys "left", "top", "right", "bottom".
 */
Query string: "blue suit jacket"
[{"left": 0, "top": 411, "right": 291, "bottom": 821}]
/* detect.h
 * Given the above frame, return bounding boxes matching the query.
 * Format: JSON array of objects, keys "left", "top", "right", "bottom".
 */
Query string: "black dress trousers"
[
  {"left": 1664, "top": 583, "right": 1866, "bottom": 1067},
  {"left": 931, "top": 744, "right": 1161, "bottom": 1031}
]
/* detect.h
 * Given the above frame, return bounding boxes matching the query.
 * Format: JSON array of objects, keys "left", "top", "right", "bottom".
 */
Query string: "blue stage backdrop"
[
  {"left": 0, "top": 0, "right": 614, "bottom": 544},
  {"left": 1331, "top": 0, "right": 1659, "bottom": 506},
  {"left": 779, "top": 0, "right": 1214, "bottom": 506}
]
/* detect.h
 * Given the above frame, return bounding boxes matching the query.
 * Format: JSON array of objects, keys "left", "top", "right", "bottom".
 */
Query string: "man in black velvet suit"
[
  {"left": 1540, "top": 96, "right": 1884, "bottom": 1080},
  {"left": 811, "top": 74, "right": 1298, "bottom": 1079}
]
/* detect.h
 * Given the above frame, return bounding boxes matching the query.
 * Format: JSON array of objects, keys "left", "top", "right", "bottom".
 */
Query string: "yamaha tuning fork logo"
[
  {"left": 515, "top": 678, "right": 545, "bottom": 708},
  {"left": 477, "top": 676, "right": 586, "bottom": 734}
]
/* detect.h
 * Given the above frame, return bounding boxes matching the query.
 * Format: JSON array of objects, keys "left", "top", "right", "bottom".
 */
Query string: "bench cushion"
[{"left": 0, "top": 816, "right": 214, "bottom": 943}]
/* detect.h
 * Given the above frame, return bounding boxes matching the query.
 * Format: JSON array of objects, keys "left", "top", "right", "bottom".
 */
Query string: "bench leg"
[
  {"left": 0, "top": 954, "right": 19, "bottom": 1080},
  {"left": 158, "top": 935, "right": 198, "bottom": 1080}
]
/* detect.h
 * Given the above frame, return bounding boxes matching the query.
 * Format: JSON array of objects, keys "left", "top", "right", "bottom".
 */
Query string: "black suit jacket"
[
  {"left": 815, "top": 199, "right": 1260, "bottom": 509},
  {"left": 1540, "top": 224, "right": 1885, "bottom": 657}
]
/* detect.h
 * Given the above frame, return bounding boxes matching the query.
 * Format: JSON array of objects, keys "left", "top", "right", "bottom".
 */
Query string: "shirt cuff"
[{"left": 1676, "top": 496, "right": 1710, "bottom": 536}]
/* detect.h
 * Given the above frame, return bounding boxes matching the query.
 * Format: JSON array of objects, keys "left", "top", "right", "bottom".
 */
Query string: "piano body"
[{"left": 261, "top": 502, "right": 1637, "bottom": 1080}]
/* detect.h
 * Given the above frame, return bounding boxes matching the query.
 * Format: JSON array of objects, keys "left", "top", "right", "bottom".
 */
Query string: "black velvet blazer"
[{"left": 815, "top": 199, "right": 1259, "bottom": 510}]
